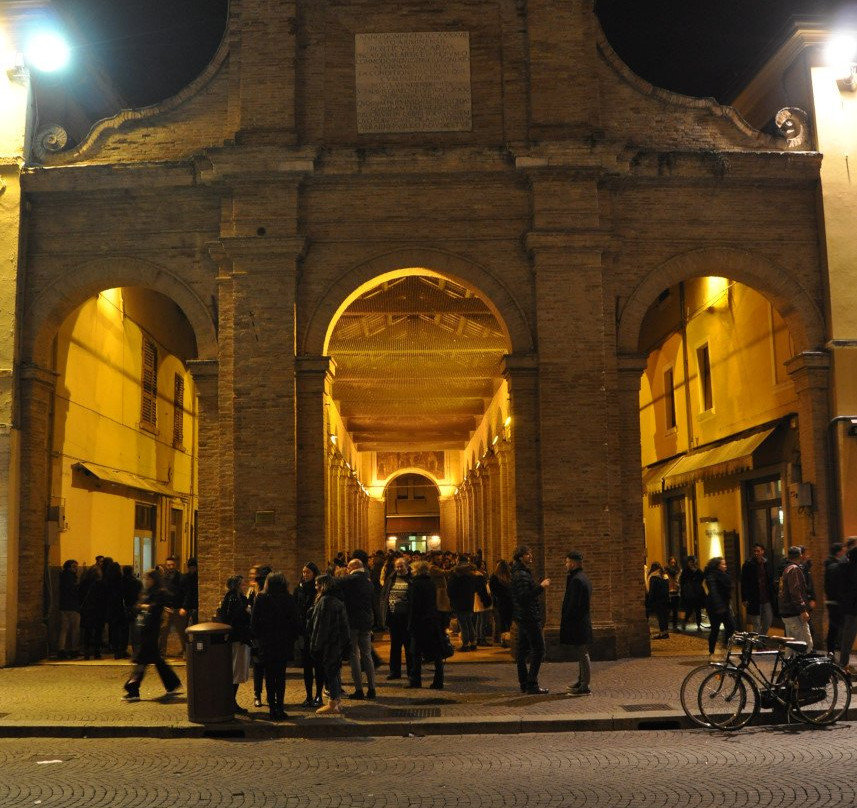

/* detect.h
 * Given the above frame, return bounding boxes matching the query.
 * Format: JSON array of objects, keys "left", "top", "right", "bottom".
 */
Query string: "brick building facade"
[{"left": 3, "top": 0, "right": 832, "bottom": 663}]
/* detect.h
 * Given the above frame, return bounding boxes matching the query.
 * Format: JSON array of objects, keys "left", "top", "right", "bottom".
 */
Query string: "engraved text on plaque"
[{"left": 355, "top": 32, "right": 472, "bottom": 134}]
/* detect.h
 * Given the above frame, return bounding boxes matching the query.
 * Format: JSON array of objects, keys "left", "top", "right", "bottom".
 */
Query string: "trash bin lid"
[{"left": 185, "top": 621, "right": 231, "bottom": 636}]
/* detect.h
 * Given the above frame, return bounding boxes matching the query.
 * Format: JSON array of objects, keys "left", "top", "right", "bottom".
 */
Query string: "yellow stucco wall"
[{"left": 49, "top": 292, "right": 197, "bottom": 568}]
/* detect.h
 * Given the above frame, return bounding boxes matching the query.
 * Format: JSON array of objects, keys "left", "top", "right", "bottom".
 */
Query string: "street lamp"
[{"left": 24, "top": 30, "right": 70, "bottom": 73}]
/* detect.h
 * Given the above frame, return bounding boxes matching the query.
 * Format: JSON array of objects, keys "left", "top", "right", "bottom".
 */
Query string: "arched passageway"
[
  {"left": 12, "top": 265, "right": 214, "bottom": 663},
  {"left": 317, "top": 270, "right": 520, "bottom": 565},
  {"left": 629, "top": 263, "right": 832, "bottom": 641}
]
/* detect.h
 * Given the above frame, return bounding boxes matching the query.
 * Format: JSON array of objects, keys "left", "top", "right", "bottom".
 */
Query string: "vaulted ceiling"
[{"left": 328, "top": 275, "right": 509, "bottom": 452}]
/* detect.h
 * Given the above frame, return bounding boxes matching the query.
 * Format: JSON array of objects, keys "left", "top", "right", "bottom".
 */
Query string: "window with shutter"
[
  {"left": 141, "top": 337, "right": 158, "bottom": 429},
  {"left": 173, "top": 373, "right": 184, "bottom": 446}
]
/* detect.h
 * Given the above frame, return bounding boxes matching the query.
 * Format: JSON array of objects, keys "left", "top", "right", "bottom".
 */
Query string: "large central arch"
[{"left": 301, "top": 248, "right": 534, "bottom": 358}]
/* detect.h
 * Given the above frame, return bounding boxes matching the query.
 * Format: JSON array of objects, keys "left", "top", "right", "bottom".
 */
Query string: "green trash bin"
[{"left": 185, "top": 622, "right": 234, "bottom": 723}]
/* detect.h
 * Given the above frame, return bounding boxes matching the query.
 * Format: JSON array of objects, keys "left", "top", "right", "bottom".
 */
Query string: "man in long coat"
[{"left": 560, "top": 551, "right": 593, "bottom": 696}]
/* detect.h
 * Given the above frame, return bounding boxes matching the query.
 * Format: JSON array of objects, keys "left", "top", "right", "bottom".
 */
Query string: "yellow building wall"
[
  {"left": 812, "top": 65, "right": 857, "bottom": 536},
  {"left": 640, "top": 279, "right": 797, "bottom": 566},
  {"left": 49, "top": 291, "right": 198, "bottom": 568}
]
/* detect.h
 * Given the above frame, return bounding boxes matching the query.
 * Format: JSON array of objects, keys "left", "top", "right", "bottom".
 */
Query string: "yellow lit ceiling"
[{"left": 328, "top": 275, "right": 509, "bottom": 452}]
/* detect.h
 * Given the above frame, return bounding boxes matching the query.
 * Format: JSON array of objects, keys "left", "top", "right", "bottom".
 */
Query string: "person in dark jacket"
[
  {"left": 823, "top": 542, "right": 847, "bottom": 653},
  {"left": 158, "top": 556, "right": 186, "bottom": 658},
  {"left": 489, "top": 559, "right": 514, "bottom": 647},
  {"left": 103, "top": 559, "right": 130, "bottom": 659},
  {"left": 79, "top": 564, "right": 109, "bottom": 660},
  {"left": 665, "top": 557, "right": 681, "bottom": 631},
  {"left": 646, "top": 562, "right": 670, "bottom": 639},
  {"left": 510, "top": 545, "right": 550, "bottom": 694},
  {"left": 680, "top": 556, "right": 705, "bottom": 631},
  {"left": 560, "top": 551, "right": 593, "bottom": 696},
  {"left": 705, "top": 556, "right": 735, "bottom": 656},
  {"left": 381, "top": 556, "right": 413, "bottom": 678},
  {"left": 447, "top": 555, "right": 479, "bottom": 651},
  {"left": 339, "top": 559, "right": 377, "bottom": 700},
  {"left": 309, "top": 574, "right": 351, "bottom": 715},
  {"left": 294, "top": 562, "right": 325, "bottom": 708},
  {"left": 122, "top": 568, "right": 182, "bottom": 701},
  {"left": 835, "top": 545, "right": 857, "bottom": 671},
  {"left": 740, "top": 543, "right": 775, "bottom": 635},
  {"left": 121, "top": 566, "right": 143, "bottom": 656},
  {"left": 218, "top": 574, "right": 252, "bottom": 713},
  {"left": 250, "top": 571, "right": 302, "bottom": 721},
  {"left": 179, "top": 557, "right": 199, "bottom": 627},
  {"left": 406, "top": 561, "right": 445, "bottom": 689},
  {"left": 247, "top": 564, "right": 271, "bottom": 708},
  {"left": 57, "top": 559, "right": 80, "bottom": 659}
]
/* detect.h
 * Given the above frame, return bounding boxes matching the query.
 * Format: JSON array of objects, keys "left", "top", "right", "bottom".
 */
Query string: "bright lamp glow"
[
  {"left": 826, "top": 34, "right": 857, "bottom": 77},
  {"left": 25, "top": 32, "right": 71, "bottom": 73}
]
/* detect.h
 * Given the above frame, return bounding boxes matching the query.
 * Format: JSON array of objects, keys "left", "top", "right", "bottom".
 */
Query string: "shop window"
[
  {"left": 665, "top": 496, "right": 687, "bottom": 563},
  {"left": 746, "top": 476, "right": 785, "bottom": 564},
  {"left": 141, "top": 337, "right": 158, "bottom": 429}
]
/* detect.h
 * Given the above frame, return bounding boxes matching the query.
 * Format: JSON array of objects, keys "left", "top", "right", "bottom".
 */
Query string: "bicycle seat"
[{"left": 784, "top": 640, "right": 808, "bottom": 653}]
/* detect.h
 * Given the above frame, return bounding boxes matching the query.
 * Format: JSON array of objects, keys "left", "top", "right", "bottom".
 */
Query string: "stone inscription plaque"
[{"left": 355, "top": 32, "right": 472, "bottom": 134}]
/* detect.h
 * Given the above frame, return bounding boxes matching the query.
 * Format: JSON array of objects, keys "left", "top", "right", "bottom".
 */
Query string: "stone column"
[
  {"left": 15, "top": 363, "right": 56, "bottom": 662},
  {"left": 496, "top": 440, "right": 515, "bottom": 561},
  {"left": 186, "top": 359, "right": 222, "bottom": 621},
  {"left": 786, "top": 351, "right": 833, "bottom": 643},
  {"left": 502, "top": 354, "right": 543, "bottom": 571},
  {"left": 210, "top": 237, "right": 304, "bottom": 581},
  {"left": 296, "top": 356, "right": 335, "bottom": 568},
  {"left": 614, "top": 353, "right": 652, "bottom": 658}
]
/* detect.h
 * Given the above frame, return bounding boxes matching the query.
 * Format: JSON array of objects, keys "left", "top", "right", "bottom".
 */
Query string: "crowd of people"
[
  {"left": 644, "top": 539, "right": 857, "bottom": 671},
  {"left": 56, "top": 544, "right": 598, "bottom": 715}
]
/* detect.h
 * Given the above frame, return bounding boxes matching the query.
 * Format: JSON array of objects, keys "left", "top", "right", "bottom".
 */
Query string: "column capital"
[
  {"left": 186, "top": 359, "right": 219, "bottom": 398},
  {"left": 18, "top": 362, "right": 57, "bottom": 389},
  {"left": 296, "top": 355, "right": 336, "bottom": 380},
  {"left": 502, "top": 353, "right": 538, "bottom": 379},
  {"left": 207, "top": 236, "right": 308, "bottom": 273},
  {"left": 785, "top": 350, "right": 830, "bottom": 392}
]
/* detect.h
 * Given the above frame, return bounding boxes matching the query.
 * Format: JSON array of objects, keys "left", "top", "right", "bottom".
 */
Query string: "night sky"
[{"left": 33, "top": 1, "right": 857, "bottom": 125}]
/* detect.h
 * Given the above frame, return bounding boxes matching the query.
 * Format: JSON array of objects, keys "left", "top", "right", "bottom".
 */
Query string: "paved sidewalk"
[{"left": 2, "top": 631, "right": 854, "bottom": 738}]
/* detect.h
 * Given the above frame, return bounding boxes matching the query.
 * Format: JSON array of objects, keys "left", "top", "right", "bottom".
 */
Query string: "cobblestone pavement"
[
  {"left": 2, "top": 727, "right": 857, "bottom": 807},
  {"left": 1, "top": 629, "right": 853, "bottom": 738}
]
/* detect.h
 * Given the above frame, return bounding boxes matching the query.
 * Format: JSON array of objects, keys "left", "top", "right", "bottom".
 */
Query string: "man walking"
[
  {"left": 340, "top": 558, "right": 377, "bottom": 700},
  {"left": 510, "top": 545, "right": 550, "bottom": 694},
  {"left": 158, "top": 556, "right": 187, "bottom": 657},
  {"left": 777, "top": 545, "right": 813, "bottom": 653},
  {"left": 740, "top": 543, "right": 774, "bottom": 635},
  {"left": 560, "top": 551, "right": 592, "bottom": 696}
]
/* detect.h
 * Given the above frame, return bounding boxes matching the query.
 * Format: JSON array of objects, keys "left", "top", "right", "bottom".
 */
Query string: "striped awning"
[{"left": 661, "top": 428, "right": 775, "bottom": 491}]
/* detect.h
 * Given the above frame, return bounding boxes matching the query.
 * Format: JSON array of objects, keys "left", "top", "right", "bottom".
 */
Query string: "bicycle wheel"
[
  {"left": 680, "top": 664, "right": 720, "bottom": 728},
  {"left": 791, "top": 662, "right": 852, "bottom": 725},
  {"left": 697, "top": 668, "right": 759, "bottom": 730}
]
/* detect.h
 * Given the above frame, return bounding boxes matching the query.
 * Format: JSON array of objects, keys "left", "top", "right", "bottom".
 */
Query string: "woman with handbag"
[
  {"left": 217, "top": 574, "right": 253, "bottom": 714},
  {"left": 406, "top": 561, "right": 445, "bottom": 689}
]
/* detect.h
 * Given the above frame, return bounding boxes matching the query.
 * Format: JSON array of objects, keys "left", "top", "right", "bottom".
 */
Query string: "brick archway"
[
  {"left": 23, "top": 256, "right": 218, "bottom": 366},
  {"left": 617, "top": 247, "right": 825, "bottom": 356},
  {"left": 300, "top": 248, "right": 533, "bottom": 357}
]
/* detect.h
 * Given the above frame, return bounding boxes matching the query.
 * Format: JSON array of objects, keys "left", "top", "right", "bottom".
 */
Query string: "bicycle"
[{"left": 680, "top": 631, "right": 852, "bottom": 730}]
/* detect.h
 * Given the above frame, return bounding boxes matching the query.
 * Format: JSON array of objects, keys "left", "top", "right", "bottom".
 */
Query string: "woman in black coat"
[
  {"left": 679, "top": 556, "right": 705, "bottom": 631},
  {"left": 218, "top": 574, "right": 252, "bottom": 713},
  {"left": 250, "top": 571, "right": 301, "bottom": 721},
  {"left": 704, "top": 556, "right": 736, "bottom": 656},
  {"left": 122, "top": 568, "right": 181, "bottom": 700},
  {"left": 294, "top": 561, "right": 325, "bottom": 708},
  {"left": 79, "top": 564, "right": 109, "bottom": 660},
  {"left": 646, "top": 562, "right": 670, "bottom": 640},
  {"left": 309, "top": 574, "right": 351, "bottom": 715},
  {"left": 489, "top": 560, "right": 514, "bottom": 646},
  {"left": 407, "top": 561, "right": 445, "bottom": 689}
]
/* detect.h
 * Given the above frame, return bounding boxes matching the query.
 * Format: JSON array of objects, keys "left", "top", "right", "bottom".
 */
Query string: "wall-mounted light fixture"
[
  {"left": 428, "top": 535, "right": 441, "bottom": 550},
  {"left": 386, "top": 535, "right": 397, "bottom": 550},
  {"left": 826, "top": 33, "right": 857, "bottom": 91}
]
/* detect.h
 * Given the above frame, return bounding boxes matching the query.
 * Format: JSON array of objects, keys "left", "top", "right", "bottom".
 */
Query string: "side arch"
[
  {"left": 300, "top": 248, "right": 534, "bottom": 357},
  {"left": 23, "top": 257, "right": 218, "bottom": 365},
  {"left": 617, "top": 247, "right": 825, "bottom": 355},
  {"left": 381, "top": 468, "right": 443, "bottom": 494}
]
